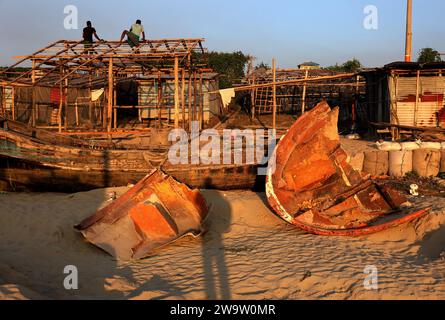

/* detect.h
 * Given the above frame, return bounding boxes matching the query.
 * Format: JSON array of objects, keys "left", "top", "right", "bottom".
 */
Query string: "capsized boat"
[
  {"left": 75, "top": 169, "right": 208, "bottom": 260},
  {"left": 266, "top": 102, "right": 430, "bottom": 236}
]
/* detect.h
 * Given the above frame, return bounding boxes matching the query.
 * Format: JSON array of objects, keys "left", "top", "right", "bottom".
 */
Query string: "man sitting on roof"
[
  {"left": 120, "top": 20, "right": 146, "bottom": 48},
  {"left": 83, "top": 21, "right": 103, "bottom": 54}
]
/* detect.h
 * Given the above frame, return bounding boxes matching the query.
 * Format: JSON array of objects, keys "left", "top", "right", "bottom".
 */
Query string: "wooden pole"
[
  {"left": 301, "top": 69, "right": 308, "bottom": 115},
  {"left": 174, "top": 57, "right": 180, "bottom": 129},
  {"left": 181, "top": 68, "right": 186, "bottom": 128},
  {"left": 405, "top": 0, "right": 413, "bottom": 62},
  {"left": 31, "top": 60, "right": 36, "bottom": 127},
  {"left": 64, "top": 77, "right": 68, "bottom": 130},
  {"left": 188, "top": 69, "right": 193, "bottom": 131},
  {"left": 414, "top": 70, "right": 420, "bottom": 126},
  {"left": 11, "top": 87, "right": 15, "bottom": 120},
  {"left": 251, "top": 75, "right": 256, "bottom": 120},
  {"left": 113, "top": 88, "right": 117, "bottom": 129},
  {"left": 88, "top": 74, "right": 93, "bottom": 125},
  {"left": 193, "top": 71, "right": 197, "bottom": 123},
  {"left": 272, "top": 58, "right": 277, "bottom": 130},
  {"left": 198, "top": 72, "right": 203, "bottom": 130},
  {"left": 107, "top": 57, "right": 113, "bottom": 132},
  {"left": 157, "top": 72, "right": 162, "bottom": 129},
  {"left": 58, "top": 68, "right": 63, "bottom": 133}
]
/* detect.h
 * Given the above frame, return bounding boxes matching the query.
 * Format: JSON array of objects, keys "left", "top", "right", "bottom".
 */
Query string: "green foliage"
[
  {"left": 255, "top": 62, "right": 271, "bottom": 70},
  {"left": 206, "top": 51, "right": 250, "bottom": 89},
  {"left": 0, "top": 66, "right": 31, "bottom": 78},
  {"left": 325, "top": 58, "right": 362, "bottom": 73},
  {"left": 417, "top": 48, "right": 442, "bottom": 63}
]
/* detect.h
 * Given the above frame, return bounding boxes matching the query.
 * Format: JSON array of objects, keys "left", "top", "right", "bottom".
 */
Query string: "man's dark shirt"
[{"left": 83, "top": 26, "right": 96, "bottom": 42}]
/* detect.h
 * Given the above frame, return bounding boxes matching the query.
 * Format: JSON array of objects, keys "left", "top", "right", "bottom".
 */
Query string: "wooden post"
[
  {"left": 272, "top": 58, "right": 277, "bottom": 130},
  {"left": 88, "top": 74, "right": 93, "bottom": 125},
  {"left": 157, "top": 72, "right": 162, "bottom": 129},
  {"left": 31, "top": 59, "right": 36, "bottom": 127},
  {"left": 301, "top": 70, "right": 309, "bottom": 115},
  {"left": 11, "top": 87, "right": 15, "bottom": 120},
  {"left": 174, "top": 56, "right": 180, "bottom": 129},
  {"left": 414, "top": 70, "right": 420, "bottom": 126},
  {"left": 188, "top": 69, "right": 193, "bottom": 131},
  {"left": 58, "top": 67, "right": 63, "bottom": 133},
  {"left": 107, "top": 57, "right": 113, "bottom": 132},
  {"left": 181, "top": 68, "right": 186, "bottom": 128},
  {"left": 198, "top": 72, "right": 203, "bottom": 130},
  {"left": 113, "top": 88, "right": 117, "bottom": 129},
  {"left": 251, "top": 75, "right": 256, "bottom": 120},
  {"left": 64, "top": 77, "right": 68, "bottom": 130},
  {"left": 193, "top": 71, "right": 197, "bottom": 123}
]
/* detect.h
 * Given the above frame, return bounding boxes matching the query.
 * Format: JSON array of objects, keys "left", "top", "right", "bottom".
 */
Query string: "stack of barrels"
[{"left": 352, "top": 141, "right": 445, "bottom": 178}]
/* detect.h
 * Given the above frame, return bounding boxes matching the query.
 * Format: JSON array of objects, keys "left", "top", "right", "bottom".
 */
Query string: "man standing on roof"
[
  {"left": 83, "top": 21, "right": 103, "bottom": 54},
  {"left": 120, "top": 20, "right": 146, "bottom": 48}
]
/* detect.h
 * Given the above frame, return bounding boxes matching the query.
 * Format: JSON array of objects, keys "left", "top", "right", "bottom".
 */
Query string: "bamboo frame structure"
[{"left": 0, "top": 39, "right": 214, "bottom": 133}]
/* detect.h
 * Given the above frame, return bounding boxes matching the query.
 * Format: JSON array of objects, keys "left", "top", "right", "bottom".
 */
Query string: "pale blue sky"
[{"left": 0, "top": 0, "right": 443, "bottom": 68}]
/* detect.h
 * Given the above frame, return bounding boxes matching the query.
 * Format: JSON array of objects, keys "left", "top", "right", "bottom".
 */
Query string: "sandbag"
[
  {"left": 419, "top": 142, "right": 441, "bottom": 150},
  {"left": 376, "top": 141, "right": 401, "bottom": 151},
  {"left": 401, "top": 141, "right": 420, "bottom": 151},
  {"left": 349, "top": 152, "right": 364, "bottom": 172},
  {"left": 441, "top": 142, "right": 445, "bottom": 150},
  {"left": 363, "top": 151, "right": 389, "bottom": 176},
  {"left": 389, "top": 151, "right": 413, "bottom": 178},
  {"left": 412, "top": 149, "right": 441, "bottom": 177}
]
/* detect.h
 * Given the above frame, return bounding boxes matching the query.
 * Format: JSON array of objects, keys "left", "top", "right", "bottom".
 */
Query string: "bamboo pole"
[
  {"left": 107, "top": 57, "right": 113, "bottom": 132},
  {"left": 88, "top": 74, "right": 93, "bottom": 125},
  {"left": 301, "top": 70, "right": 309, "bottom": 115},
  {"left": 31, "top": 60, "right": 37, "bottom": 127},
  {"left": 251, "top": 75, "right": 256, "bottom": 120},
  {"left": 157, "top": 72, "right": 162, "bottom": 128},
  {"left": 11, "top": 87, "right": 15, "bottom": 120},
  {"left": 113, "top": 88, "right": 117, "bottom": 129},
  {"left": 414, "top": 70, "right": 420, "bottom": 126},
  {"left": 58, "top": 68, "right": 63, "bottom": 133},
  {"left": 64, "top": 77, "right": 68, "bottom": 130},
  {"left": 193, "top": 71, "right": 197, "bottom": 123},
  {"left": 181, "top": 68, "right": 186, "bottom": 128},
  {"left": 188, "top": 69, "right": 193, "bottom": 131},
  {"left": 272, "top": 58, "right": 277, "bottom": 130},
  {"left": 174, "top": 57, "right": 180, "bottom": 129},
  {"left": 198, "top": 72, "right": 203, "bottom": 129}
]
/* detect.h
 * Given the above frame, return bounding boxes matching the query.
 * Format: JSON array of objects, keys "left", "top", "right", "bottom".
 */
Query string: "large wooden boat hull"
[
  {"left": 0, "top": 121, "right": 262, "bottom": 192},
  {"left": 266, "top": 102, "right": 430, "bottom": 236}
]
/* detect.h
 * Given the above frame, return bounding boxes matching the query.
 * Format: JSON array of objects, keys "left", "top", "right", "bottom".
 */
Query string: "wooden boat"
[
  {"left": 76, "top": 169, "right": 209, "bottom": 261},
  {"left": 266, "top": 102, "right": 430, "bottom": 236},
  {"left": 0, "top": 118, "right": 263, "bottom": 192}
]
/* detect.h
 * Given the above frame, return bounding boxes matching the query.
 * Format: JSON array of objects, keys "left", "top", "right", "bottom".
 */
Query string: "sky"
[{"left": 0, "top": 0, "right": 444, "bottom": 68}]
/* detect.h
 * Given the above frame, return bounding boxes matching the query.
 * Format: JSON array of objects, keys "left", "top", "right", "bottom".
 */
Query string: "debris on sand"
[
  {"left": 266, "top": 102, "right": 430, "bottom": 236},
  {"left": 76, "top": 170, "right": 208, "bottom": 261}
]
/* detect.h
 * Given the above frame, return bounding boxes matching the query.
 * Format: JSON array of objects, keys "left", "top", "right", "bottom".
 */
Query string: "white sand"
[{"left": 0, "top": 187, "right": 445, "bottom": 300}]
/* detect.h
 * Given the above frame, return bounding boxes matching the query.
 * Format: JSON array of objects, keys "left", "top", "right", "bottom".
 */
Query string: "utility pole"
[{"left": 405, "top": 0, "right": 413, "bottom": 62}]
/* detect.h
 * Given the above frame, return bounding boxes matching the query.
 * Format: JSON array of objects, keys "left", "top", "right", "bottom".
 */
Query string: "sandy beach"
[{"left": 1, "top": 186, "right": 444, "bottom": 300}]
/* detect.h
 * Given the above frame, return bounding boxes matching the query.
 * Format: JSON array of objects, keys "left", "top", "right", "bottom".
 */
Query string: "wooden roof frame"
[{"left": 0, "top": 38, "right": 209, "bottom": 88}]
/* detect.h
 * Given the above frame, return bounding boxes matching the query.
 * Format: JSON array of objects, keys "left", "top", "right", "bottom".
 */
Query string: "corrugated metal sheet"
[{"left": 391, "top": 76, "right": 445, "bottom": 127}]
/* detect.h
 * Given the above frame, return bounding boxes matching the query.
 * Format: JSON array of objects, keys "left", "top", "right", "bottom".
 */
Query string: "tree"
[
  {"left": 206, "top": 51, "right": 250, "bottom": 89},
  {"left": 325, "top": 58, "right": 362, "bottom": 73},
  {"left": 417, "top": 48, "right": 442, "bottom": 63},
  {"left": 255, "top": 62, "right": 271, "bottom": 70}
]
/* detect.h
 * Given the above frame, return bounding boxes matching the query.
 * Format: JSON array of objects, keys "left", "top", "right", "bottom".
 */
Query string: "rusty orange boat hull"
[
  {"left": 266, "top": 102, "right": 430, "bottom": 236},
  {"left": 76, "top": 169, "right": 208, "bottom": 260}
]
